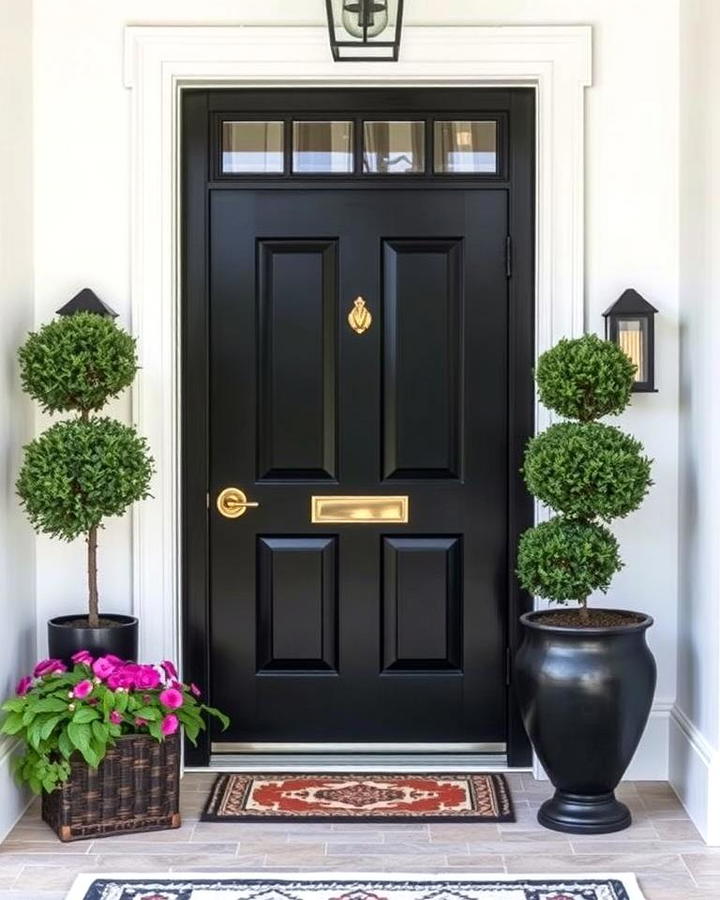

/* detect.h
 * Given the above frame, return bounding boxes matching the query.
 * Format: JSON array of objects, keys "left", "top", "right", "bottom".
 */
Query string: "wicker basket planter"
[{"left": 42, "top": 732, "right": 181, "bottom": 842}]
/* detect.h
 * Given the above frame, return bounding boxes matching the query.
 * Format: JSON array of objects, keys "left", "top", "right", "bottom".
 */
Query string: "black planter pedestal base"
[{"left": 538, "top": 791, "right": 631, "bottom": 835}]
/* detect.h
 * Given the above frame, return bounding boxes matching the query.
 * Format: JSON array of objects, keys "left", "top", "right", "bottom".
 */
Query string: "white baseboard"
[
  {"left": 669, "top": 703, "right": 720, "bottom": 844},
  {"left": 0, "top": 736, "right": 31, "bottom": 842},
  {"left": 533, "top": 700, "right": 672, "bottom": 781}
]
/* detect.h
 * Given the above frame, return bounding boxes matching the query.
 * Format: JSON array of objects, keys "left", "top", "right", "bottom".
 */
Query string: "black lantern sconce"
[
  {"left": 325, "top": 0, "right": 404, "bottom": 61},
  {"left": 57, "top": 287, "right": 118, "bottom": 318},
  {"left": 603, "top": 288, "right": 658, "bottom": 393}
]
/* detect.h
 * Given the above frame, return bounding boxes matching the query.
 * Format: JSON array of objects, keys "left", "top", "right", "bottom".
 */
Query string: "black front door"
[{"left": 182, "top": 89, "right": 535, "bottom": 761}]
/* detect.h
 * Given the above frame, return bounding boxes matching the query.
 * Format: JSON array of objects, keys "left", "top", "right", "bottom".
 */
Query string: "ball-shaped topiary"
[
  {"left": 18, "top": 312, "right": 138, "bottom": 413},
  {"left": 16, "top": 418, "right": 154, "bottom": 542},
  {"left": 535, "top": 333, "right": 636, "bottom": 422},
  {"left": 517, "top": 517, "right": 622, "bottom": 605},
  {"left": 523, "top": 422, "right": 652, "bottom": 521}
]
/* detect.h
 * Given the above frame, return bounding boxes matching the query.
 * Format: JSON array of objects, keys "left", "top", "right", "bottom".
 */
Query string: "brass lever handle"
[{"left": 217, "top": 487, "right": 260, "bottom": 519}]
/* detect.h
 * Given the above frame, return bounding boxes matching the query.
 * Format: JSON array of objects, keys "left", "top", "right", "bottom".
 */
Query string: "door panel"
[
  {"left": 209, "top": 188, "right": 508, "bottom": 744},
  {"left": 257, "top": 239, "right": 338, "bottom": 481},
  {"left": 383, "top": 238, "right": 463, "bottom": 480}
]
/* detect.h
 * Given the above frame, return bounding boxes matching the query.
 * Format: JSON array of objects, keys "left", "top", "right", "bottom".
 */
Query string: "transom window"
[{"left": 218, "top": 116, "right": 500, "bottom": 177}]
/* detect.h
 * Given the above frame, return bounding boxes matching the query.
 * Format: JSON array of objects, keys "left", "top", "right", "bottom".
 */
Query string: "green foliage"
[
  {"left": 517, "top": 333, "right": 653, "bottom": 609},
  {"left": 16, "top": 418, "right": 154, "bottom": 541},
  {"left": 523, "top": 422, "right": 652, "bottom": 521},
  {"left": 517, "top": 517, "right": 622, "bottom": 604},
  {"left": 1, "top": 656, "right": 229, "bottom": 795},
  {"left": 18, "top": 313, "right": 138, "bottom": 414},
  {"left": 536, "top": 333, "right": 636, "bottom": 422}
]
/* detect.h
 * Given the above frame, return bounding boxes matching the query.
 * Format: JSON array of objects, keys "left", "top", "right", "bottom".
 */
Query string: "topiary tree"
[
  {"left": 517, "top": 333, "right": 652, "bottom": 622},
  {"left": 16, "top": 312, "right": 154, "bottom": 628}
]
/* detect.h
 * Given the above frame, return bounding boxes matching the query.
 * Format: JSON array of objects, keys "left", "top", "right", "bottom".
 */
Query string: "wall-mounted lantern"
[
  {"left": 56, "top": 288, "right": 118, "bottom": 318},
  {"left": 325, "top": 0, "right": 404, "bottom": 61},
  {"left": 603, "top": 288, "right": 658, "bottom": 393}
]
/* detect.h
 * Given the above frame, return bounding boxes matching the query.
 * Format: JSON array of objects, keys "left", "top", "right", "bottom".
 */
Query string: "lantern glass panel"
[
  {"left": 342, "top": 0, "right": 389, "bottom": 38},
  {"left": 616, "top": 317, "right": 648, "bottom": 383}
]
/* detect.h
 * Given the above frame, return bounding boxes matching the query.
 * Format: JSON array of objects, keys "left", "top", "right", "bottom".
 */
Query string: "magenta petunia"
[
  {"left": 15, "top": 676, "right": 32, "bottom": 696},
  {"left": 109, "top": 710, "right": 123, "bottom": 725},
  {"left": 159, "top": 687, "right": 183, "bottom": 710},
  {"left": 161, "top": 660, "right": 178, "bottom": 680},
  {"left": 107, "top": 666, "right": 136, "bottom": 691},
  {"left": 33, "top": 658, "right": 67, "bottom": 678},
  {"left": 104, "top": 655, "right": 125, "bottom": 668},
  {"left": 72, "top": 680, "right": 93, "bottom": 700},
  {"left": 135, "top": 717, "right": 148, "bottom": 727},
  {"left": 189, "top": 683, "right": 201, "bottom": 697},
  {"left": 134, "top": 666, "right": 161, "bottom": 690},
  {"left": 71, "top": 650, "right": 94, "bottom": 666},
  {"left": 92, "top": 657, "right": 117, "bottom": 680},
  {"left": 161, "top": 714, "right": 179, "bottom": 736}
]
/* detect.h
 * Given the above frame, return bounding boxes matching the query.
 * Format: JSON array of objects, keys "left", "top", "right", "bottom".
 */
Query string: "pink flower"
[
  {"left": 107, "top": 668, "right": 136, "bottom": 691},
  {"left": 134, "top": 666, "right": 161, "bottom": 690},
  {"left": 71, "top": 650, "right": 94, "bottom": 666},
  {"left": 161, "top": 660, "right": 178, "bottom": 680},
  {"left": 161, "top": 714, "right": 179, "bottom": 736},
  {"left": 109, "top": 710, "right": 123, "bottom": 725},
  {"left": 135, "top": 717, "right": 148, "bottom": 727},
  {"left": 33, "top": 658, "right": 67, "bottom": 678},
  {"left": 159, "top": 687, "right": 183, "bottom": 710},
  {"left": 189, "top": 683, "right": 201, "bottom": 697},
  {"left": 104, "top": 655, "right": 125, "bottom": 668},
  {"left": 92, "top": 656, "right": 121, "bottom": 680},
  {"left": 15, "top": 676, "right": 32, "bottom": 696},
  {"left": 72, "top": 680, "right": 93, "bottom": 700}
]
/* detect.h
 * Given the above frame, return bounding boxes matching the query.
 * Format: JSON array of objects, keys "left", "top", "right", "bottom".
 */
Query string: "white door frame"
[{"left": 122, "top": 24, "right": 591, "bottom": 677}]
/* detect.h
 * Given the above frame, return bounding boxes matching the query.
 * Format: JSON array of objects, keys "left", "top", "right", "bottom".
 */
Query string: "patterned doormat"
[
  {"left": 65, "top": 873, "right": 647, "bottom": 900},
  {"left": 201, "top": 773, "right": 513, "bottom": 822}
]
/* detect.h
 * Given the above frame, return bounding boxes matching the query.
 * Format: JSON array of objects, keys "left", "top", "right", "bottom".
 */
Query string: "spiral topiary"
[
  {"left": 517, "top": 333, "right": 652, "bottom": 621},
  {"left": 16, "top": 310, "right": 154, "bottom": 628}
]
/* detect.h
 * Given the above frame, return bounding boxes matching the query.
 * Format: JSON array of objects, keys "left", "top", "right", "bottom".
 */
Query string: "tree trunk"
[
  {"left": 87, "top": 526, "right": 99, "bottom": 628},
  {"left": 579, "top": 596, "right": 590, "bottom": 624}
]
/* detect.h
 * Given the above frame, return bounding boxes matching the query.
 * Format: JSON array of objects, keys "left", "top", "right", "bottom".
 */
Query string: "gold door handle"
[{"left": 216, "top": 487, "right": 260, "bottom": 519}]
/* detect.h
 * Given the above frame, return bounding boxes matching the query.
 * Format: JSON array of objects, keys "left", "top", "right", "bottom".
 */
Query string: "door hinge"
[
  {"left": 506, "top": 647, "right": 512, "bottom": 685},
  {"left": 505, "top": 235, "right": 512, "bottom": 279}
]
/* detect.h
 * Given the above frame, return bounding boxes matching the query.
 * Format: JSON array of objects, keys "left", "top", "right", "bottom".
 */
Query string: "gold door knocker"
[{"left": 348, "top": 296, "right": 372, "bottom": 334}]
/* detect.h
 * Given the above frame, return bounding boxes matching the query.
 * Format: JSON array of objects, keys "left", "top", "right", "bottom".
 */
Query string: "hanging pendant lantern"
[{"left": 326, "top": 0, "right": 404, "bottom": 61}]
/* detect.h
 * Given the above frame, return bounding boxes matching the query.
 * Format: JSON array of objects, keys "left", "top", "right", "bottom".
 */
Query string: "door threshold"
[{"left": 186, "top": 752, "right": 528, "bottom": 773}]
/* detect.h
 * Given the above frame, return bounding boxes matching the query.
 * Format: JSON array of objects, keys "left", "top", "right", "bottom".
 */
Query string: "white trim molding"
[
  {"left": 670, "top": 704, "right": 720, "bottom": 844},
  {"left": 122, "top": 24, "right": 592, "bottom": 682}
]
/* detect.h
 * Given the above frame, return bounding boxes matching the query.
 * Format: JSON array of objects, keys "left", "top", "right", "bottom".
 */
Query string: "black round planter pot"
[
  {"left": 48, "top": 614, "right": 139, "bottom": 664},
  {"left": 515, "top": 609, "right": 656, "bottom": 835}
]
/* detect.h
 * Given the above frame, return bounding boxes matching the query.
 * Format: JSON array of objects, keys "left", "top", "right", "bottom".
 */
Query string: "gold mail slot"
[{"left": 311, "top": 495, "right": 409, "bottom": 524}]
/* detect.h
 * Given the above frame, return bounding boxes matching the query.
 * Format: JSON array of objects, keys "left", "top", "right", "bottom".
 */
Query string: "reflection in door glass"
[
  {"left": 293, "top": 121, "right": 354, "bottom": 173},
  {"left": 363, "top": 121, "right": 425, "bottom": 174},
  {"left": 222, "top": 121, "right": 285, "bottom": 174},
  {"left": 434, "top": 121, "right": 497, "bottom": 173}
]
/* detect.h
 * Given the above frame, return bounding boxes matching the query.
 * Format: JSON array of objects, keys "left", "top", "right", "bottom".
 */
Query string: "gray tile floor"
[{"left": 0, "top": 773, "right": 716, "bottom": 900}]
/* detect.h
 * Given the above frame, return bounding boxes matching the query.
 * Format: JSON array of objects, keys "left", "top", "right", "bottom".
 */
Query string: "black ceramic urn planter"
[
  {"left": 515, "top": 609, "right": 656, "bottom": 835},
  {"left": 48, "top": 614, "right": 138, "bottom": 664}
]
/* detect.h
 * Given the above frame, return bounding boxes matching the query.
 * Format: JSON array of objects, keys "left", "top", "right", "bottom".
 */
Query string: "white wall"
[
  {"left": 672, "top": 0, "right": 720, "bottom": 843},
  {"left": 0, "top": 0, "right": 36, "bottom": 840},
  {"left": 30, "top": 0, "right": 680, "bottom": 777}
]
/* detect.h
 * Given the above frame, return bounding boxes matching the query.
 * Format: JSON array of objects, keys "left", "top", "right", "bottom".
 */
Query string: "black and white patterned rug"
[{"left": 65, "top": 872, "right": 646, "bottom": 900}]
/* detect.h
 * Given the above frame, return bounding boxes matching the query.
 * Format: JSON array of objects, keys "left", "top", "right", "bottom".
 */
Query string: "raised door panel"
[
  {"left": 382, "top": 238, "right": 463, "bottom": 480},
  {"left": 257, "top": 239, "right": 337, "bottom": 481},
  {"left": 257, "top": 536, "right": 338, "bottom": 672},
  {"left": 382, "top": 536, "right": 462, "bottom": 672}
]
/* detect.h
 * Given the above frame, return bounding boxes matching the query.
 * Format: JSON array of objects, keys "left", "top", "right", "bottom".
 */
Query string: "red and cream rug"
[
  {"left": 201, "top": 773, "right": 513, "bottom": 822},
  {"left": 66, "top": 872, "right": 647, "bottom": 900}
]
